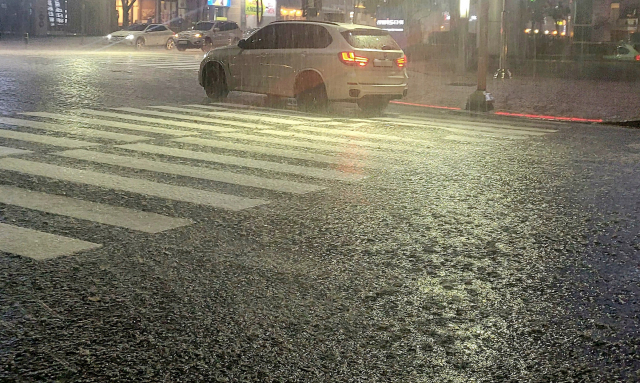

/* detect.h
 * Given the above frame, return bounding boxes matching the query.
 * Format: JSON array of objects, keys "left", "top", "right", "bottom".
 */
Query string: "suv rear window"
[{"left": 341, "top": 29, "right": 400, "bottom": 50}]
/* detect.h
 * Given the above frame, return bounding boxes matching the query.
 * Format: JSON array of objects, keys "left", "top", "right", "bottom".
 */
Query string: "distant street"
[{"left": 1, "top": 48, "right": 639, "bottom": 381}]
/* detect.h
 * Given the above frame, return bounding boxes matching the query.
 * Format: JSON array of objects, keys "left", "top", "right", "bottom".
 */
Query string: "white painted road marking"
[
  {"left": 0, "top": 158, "right": 268, "bottom": 211},
  {"left": 117, "top": 143, "right": 365, "bottom": 181},
  {"left": 56, "top": 149, "right": 325, "bottom": 194},
  {"left": 20, "top": 112, "right": 196, "bottom": 136},
  {"left": 185, "top": 104, "right": 333, "bottom": 122},
  {"left": 113, "top": 107, "right": 271, "bottom": 129},
  {"left": 146, "top": 106, "right": 274, "bottom": 129},
  {"left": 287, "top": 125, "right": 430, "bottom": 144},
  {"left": 375, "top": 117, "right": 555, "bottom": 136},
  {"left": 217, "top": 132, "right": 368, "bottom": 153},
  {"left": 258, "top": 130, "right": 426, "bottom": 151},
  {"left": 0, "top": 128, "right": 100, "bottom": 148},
  {"left": 0, "top": 117, "right": 148, "bottom": 142},
  {"left": 0, "top": 185, "right": 192, "bottom": 233},
  {"left": 0, "top": 222, "right": 102, "bottom": 260},
  {"left": 174, "top": 136, "right": 348, "bottom": 164},
  {"left": 78, "top": 109, "right": 236, "bottom": 133},
  {"left": 175, "top": 107, "right": 309, "bottom": 126},
  {"left": 0, "top": 146, "right": 31, "bottom": 156}
]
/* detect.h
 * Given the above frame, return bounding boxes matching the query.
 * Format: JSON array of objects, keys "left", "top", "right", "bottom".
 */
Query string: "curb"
[{"left": 390, "top": 100, "right": 607, "bottom": 125}]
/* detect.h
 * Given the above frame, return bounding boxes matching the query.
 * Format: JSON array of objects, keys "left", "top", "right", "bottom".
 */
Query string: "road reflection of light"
[
  {"left": 50, "top": 58, "right": 102, "bottom": 110},
  {"left": 0, "top": 71, "right": 18, "bottom": 114},
  {"left": 336, "top": 142, "right": 368, "bottom": 176}
]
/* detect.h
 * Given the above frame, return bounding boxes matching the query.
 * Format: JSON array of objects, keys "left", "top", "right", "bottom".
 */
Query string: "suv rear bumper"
[{"left": 330, "top": 83, "right": 408, "bottom": 101}]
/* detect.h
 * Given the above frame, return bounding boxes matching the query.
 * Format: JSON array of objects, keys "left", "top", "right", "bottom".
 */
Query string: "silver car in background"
[
  {"left": 105, "top": 24, "right": 177, "bottom": 50},
  {"left": 176, "top": 21, "right": 242, "bottom": 52}
]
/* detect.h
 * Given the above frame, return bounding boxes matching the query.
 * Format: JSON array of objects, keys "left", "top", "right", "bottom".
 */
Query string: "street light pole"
[
  {"left": 494, "top": 0, "right": 512, "bottom": 79},
  {"left": 466, "top": 0, "right": 494, "bottom": 111}
]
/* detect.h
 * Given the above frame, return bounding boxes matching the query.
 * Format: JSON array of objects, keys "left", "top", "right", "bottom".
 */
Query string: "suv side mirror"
[{"left": 238, "top": 39, "right": 248, "bottom": 49}]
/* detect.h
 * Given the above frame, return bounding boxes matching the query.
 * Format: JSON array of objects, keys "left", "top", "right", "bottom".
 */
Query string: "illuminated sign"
[
  {"left": 376, "top": 19, "right": 404, "bottom": 26},
  {"left": 208, "top": 0, "right": 230, "bottom": 6},
  {"left": 376, "top": 19, "right": 404, "bottom": 31}
]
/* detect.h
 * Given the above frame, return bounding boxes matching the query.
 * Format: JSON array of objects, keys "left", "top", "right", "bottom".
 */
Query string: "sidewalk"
[
  {"left": 404, "top": 62, "right": 640, "bottom": 123},
  {"left": 0, "top": 35, "right": 105, "bottom": 50}
]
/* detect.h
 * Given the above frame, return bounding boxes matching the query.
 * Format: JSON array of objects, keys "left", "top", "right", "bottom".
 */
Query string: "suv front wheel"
[{"left": 203, "top": 64, "right": 228, "bottom": 101}]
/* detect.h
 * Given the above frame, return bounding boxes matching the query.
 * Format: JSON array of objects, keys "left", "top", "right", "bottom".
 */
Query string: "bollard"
[{"left": 23, "top": 33, "right": 29, "bottom": 46}]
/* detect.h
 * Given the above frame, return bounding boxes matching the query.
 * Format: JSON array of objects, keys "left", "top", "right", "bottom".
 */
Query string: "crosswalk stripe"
[
  {"left": 0, "top": 146, "right": 31, "bottom": 156},
  {"left": 78, "top": 109, "right": 236, "bottom": 133},
  {"left": 114, "top": 107, "right": 277, "bottom": 129},
  {"left": 375, "top": 117, "right": 555, "bottom": 135},
  {"left": 0, "top": 185, "right": 191, "bottom": 233},
  {"left": 286, "top": 125, "right": 430, "bottom": 144},
  {"left": 154, "top": 65, "right": 199, "bottom": 69},
  {"left": 21, "top": 112, "right": 197, "bottom": 136},
  {"left": 0, "top": 117, "right": 148, "bottom": 142},
  {"left": 117, "top": 143, "right": 365, "bottom": 181},
  {"left": 0, "top": 158, "right": 268, "bottom": 211},
  {"left": 0, "top": 128, "right": 100, "bottom": 148},
  {"left": 147, "top": 106, "right": 274, "bottom": 129},
  {"left": 0, "top": 222, "right": 102, "bottom": 260},
  {"left": 173, "top": 136, "right": 349, "bottom": 164},
  {"left": 56, "top": 149, "right": 325, "bottom": 194},
  {"left": 217, "top": 132, "right": 368, "bottom": 153},
  {"left": 258, "top": 130, "right": 426, "bottom": 151},
  {"left": 176, "top": 107, "right": 311, "bottom": 125},
  {"left": 444, "top": 135, "right": 492, "bottom": 143},
  {"left": 184, "top": 104, "right": 334, "bottom": 122},
  {"left": 138, "top": 62, "right": 199, "bottom": 67},
  {"left": 438, "top": 127, "right": 528, "bottom": 139},
  {"left": 416, "top": 117, "right": 556, "bottom": 134},
  {"left": 389, "top": 115, "right": 560, "bottom": 132}
]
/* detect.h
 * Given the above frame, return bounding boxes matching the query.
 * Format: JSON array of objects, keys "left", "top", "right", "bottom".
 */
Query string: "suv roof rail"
[{"left": 270, "top": 20, "right": 341, "bottom": 26}]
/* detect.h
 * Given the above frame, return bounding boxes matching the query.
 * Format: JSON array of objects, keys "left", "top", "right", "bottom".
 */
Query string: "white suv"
[{"left": 198, "top": 21, "right": 408, "bottom": 113}]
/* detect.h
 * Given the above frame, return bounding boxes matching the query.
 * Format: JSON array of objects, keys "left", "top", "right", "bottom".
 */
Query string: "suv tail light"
[
  {"left": 396, "top": 55, "right": 407, "bottom": 68},
  {"left": 635, "top": 54, "right": 640, "bottom": 61},
  {"left": 339, "top": 52, "right": 369, "bottom": 67}
]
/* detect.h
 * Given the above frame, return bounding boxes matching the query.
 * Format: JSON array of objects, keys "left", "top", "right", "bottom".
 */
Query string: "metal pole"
[
  {"left": 466, "top": 0, "right": 493, "bottom": 111},
  {"left": 494, "top": 0, "right": 511, "bottom": 79}
]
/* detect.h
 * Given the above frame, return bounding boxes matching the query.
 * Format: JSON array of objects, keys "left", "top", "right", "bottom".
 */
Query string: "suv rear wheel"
[
  {"left": 295, "top": 72, "right": 328, "bottom": 112},
  {"left": 203, "top": 63, "right": 228, "bottom": 101}
]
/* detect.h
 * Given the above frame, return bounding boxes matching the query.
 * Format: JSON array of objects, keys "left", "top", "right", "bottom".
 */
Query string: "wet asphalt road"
[{"left": 1, "top": 48, "right": 639, "bottom": 382}]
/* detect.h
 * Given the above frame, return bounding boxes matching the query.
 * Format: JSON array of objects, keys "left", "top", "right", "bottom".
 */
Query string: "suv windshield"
[
  {"left": 194, "top": 22, "right": 216, "bottom": 31},
  {"left": 341, "top": 29, "right": 401, "bottom": 50},
  {"left": 124, "top": 24, "right": 148, "bottom": 31}
]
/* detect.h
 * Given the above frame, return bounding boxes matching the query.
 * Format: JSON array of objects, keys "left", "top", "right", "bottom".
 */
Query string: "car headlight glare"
[
  {"left": 106, "top": 34, "right": 112, "bottom": 39},
  {"left": 125, "top": 34, "right": 135, "bottom": 40},
  {"left": 194, "top": 33, "right": 202, "bottom": 38}
]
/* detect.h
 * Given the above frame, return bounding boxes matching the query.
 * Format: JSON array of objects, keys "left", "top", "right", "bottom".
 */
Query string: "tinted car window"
[
  {"left": 194, "top": 22, "right": 215, "bottom": 31},
  {"left": 125, "top": 24, "right": 148, "bottom": 31},
  {"left": 341, "top": 29, "right": 400, "bottom": 50},
  {"left": 150, "top": 25, "right": 167, "bottom": 32},
  {"left": 618, "top": 46, "right": 630, "bottom": 55},
  {"left": 273, "top": 24, "right": 332, "bottom": 49},
  {"left": 245, "top": 25, "right": 276, "bottom": 49}
]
